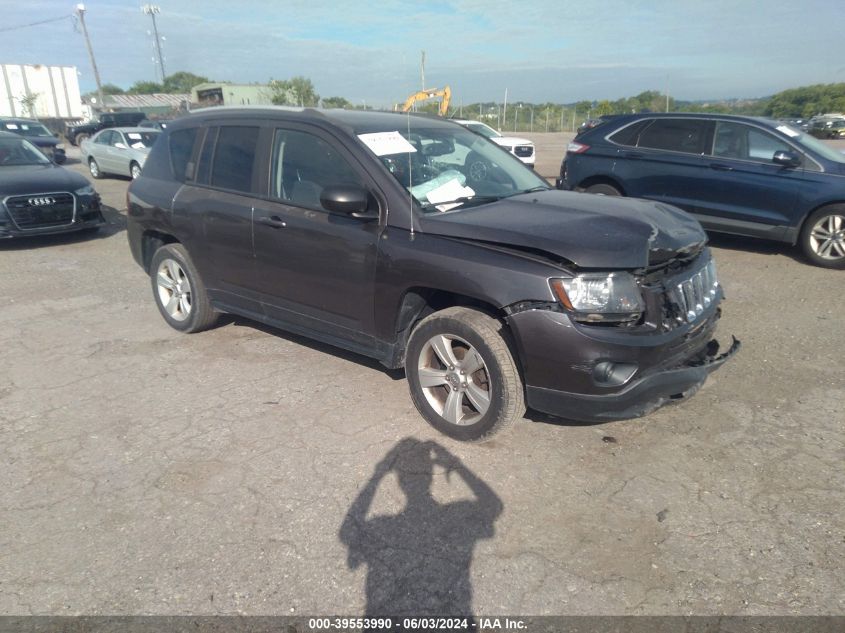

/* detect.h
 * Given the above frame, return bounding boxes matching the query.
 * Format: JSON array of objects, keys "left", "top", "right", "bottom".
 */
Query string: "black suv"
[
  {"left": 67, "top": 111, "right": 148, "bottom": 146},
  {"left": 127, "top": 107, "right": 738, "bottom": 441}
]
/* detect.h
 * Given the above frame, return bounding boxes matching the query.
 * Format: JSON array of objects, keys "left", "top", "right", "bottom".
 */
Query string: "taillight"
[{"left": 567, "top": 142, "right": 590, "bottom": 154}]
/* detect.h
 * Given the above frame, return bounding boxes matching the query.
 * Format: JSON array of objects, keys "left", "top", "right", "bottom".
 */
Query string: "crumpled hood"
[
  {"left": 418, "top": 190, "right": 707, "bottom": 269},
  {"left": 0, "top": 164, "right": 89, "bottom": 197}
]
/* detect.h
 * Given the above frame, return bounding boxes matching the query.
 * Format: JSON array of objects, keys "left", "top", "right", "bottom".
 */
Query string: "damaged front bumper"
[
  {"left": 506, "top": 304, "right": 740, "bottom": 423},
  {"left": 526, "top": 336, "right": 740, "bottom": 422}
]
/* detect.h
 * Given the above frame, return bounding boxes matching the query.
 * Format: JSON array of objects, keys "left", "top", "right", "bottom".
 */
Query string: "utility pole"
[
  {"left": 420, "top": 50, "right": 425, "bottom": 91},
  {"left": 143, "top": 5, "right": 166, "bottom": 82},
  {"left": 75, "top": 4, "right": 104, "bottom": 110},
  {"left": 502, "top": 88, "right": 508, "bottom": 130},
  {"left": 665, "top": 74, "right": 670, "bottom": 112}
]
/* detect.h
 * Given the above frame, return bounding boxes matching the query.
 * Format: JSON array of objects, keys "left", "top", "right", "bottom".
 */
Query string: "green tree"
[
  {"left": 269, "top": 76, "right": 320, "bottom": 107},
  {"left": 127, "top": 80, "right": 164, "bottom": 94},
  {"left": 162, "top": 71, "right": 210, "bottom": 93},
  {"left": 321, "top": 96, "right": 352, "bottom": 109}
]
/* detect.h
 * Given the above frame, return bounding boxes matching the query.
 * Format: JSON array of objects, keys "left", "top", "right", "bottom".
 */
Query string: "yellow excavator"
[{"left": 398, "top": 86, "right": 452, "bottom": 117}]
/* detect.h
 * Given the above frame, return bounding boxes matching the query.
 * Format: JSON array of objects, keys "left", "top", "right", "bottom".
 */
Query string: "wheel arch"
[
  {"left": 141, "top": 230, "right": 180, "bottom": 273},
  {"left": 387, "top": 287, "right": 506, "bottom": 369},
  {"left": 577, "top": 175, "right": 626, "bottom": 195}
]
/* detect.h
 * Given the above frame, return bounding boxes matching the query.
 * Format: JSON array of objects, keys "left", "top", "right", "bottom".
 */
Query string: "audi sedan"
[
  {"left": 0, "top": 131, "right": 103, "bottom": 239},
  {"left": 81, "top": 127, "right": 161, "bottom": 180}
]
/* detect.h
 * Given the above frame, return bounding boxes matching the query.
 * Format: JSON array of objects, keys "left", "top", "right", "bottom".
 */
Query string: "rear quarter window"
[
  {"left": 637, "top": 119, "right": 710, "bottom": 154},
  {"left": 608, "top": 120, "right": 652, "bottom": 146}
]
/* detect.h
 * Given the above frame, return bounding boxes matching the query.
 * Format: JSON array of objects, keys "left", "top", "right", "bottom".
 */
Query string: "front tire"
[
  {"left": 149, "top": 243, "right": 219, "bottom": 332},
  {"left": 130, "top": 162, "right": 142, "bottom": 180},
  {"left": 406, "top": 307, "right": 524, "bottom": 442},
  {"left": 799, "top": 205, "right": 845, "bottom": 269},
  {"left": 88, "top": 158, "right": 102, "bottom": 179}
]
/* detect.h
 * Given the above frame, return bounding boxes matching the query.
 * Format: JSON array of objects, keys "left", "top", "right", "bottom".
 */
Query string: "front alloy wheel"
[{"left": 406, "top": 307, "right": 524, "bottom": 441}]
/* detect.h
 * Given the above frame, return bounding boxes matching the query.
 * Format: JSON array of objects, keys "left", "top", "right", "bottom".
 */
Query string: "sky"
[{"left": 2, "top": 0, "right": 845, "bottom": 108}]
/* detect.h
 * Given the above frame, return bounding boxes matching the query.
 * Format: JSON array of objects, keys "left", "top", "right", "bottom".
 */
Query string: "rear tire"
[
  {"left": 150, "top": 243, "right": 219, "bottom": 333},
  {"left": 584, "top": 183, "right": 621, "bottom": 196},
  {"left": 74, "top": 133, "right": 89, "bottom": 146},
  {"left": 406, "top": 307, "right": 524, "bottom": 442},
  {"left": 799, "top": 205, "right": 845, "bottom": 269}
]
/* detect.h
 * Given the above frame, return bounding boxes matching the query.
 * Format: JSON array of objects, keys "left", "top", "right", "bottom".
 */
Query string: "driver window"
[
  {"left": 96, "top": 131, "right": 113, "bottom": 145},
  {"left": 270, "top": 129, "right": 363, "bottom": 209},
  {"left": 111, "top": 132, "right": 125, "bottom": 147}
]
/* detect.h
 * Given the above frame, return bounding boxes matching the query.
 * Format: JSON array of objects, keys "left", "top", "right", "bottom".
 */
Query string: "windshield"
[
  {"left": 356, "top": 124, "right": 548, "bottom": 212},
  {"left": 1, "top": 121, "right": 52, "bottom": 137},
  {"left": 0, "top": 137, "right": 51, "bottom": 166},
  {"left": 463, "top": 122, "right": 501, "bottom": 140},
  {"left": 775, "top": 123, "right": 845, "bottom": 164},
  {"left": 123, "top": 131, "right": 160, "bottom": 149}
]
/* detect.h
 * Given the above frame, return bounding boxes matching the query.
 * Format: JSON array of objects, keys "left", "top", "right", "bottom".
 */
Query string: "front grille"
[
  {"left": 514, "top": 145, "right": 534, "bottom": 157},
  {"left": 4, "top": 192, "right": 75, "bottom": 229},
  {"left": 667, "top": 259, "right": 719, "bottom": 324}
]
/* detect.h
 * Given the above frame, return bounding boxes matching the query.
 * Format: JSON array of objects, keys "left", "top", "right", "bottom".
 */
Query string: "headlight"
[
  {"left": 75, "top": 184, "right": 96, "bottom": 197},
  {"left": 550, "top": 273, "right": 644, "bottom": 323}
]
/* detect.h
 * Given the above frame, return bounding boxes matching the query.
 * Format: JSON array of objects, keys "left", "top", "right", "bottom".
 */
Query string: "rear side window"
[
  {"left": 637, "top": 119, "right": 710, "bottom": 154},
  {"left": 210, "top": 126, "right": 259, "bottom": 193},
  {"left": 608, "top": 120, "right": 652, "bottom": 146},
  {"left": 169, "top": 128, "right": 198, "bottom": 182}
]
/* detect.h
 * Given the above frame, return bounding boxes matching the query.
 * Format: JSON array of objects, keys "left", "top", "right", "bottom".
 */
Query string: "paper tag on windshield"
[
  {"left": 425, "top": 179, "right": 475, "bottom": 204},
  {"left": 130, "top": 142, "right": 145, "bottom": 149},
  {"left": 127, "top": 133, "right": 142, "bottom": 140},
  {"left": 5, "top": 123, "right": 18, "bottom": 129},
  {"left": 776, "top": 125, "right": 800, "bottom": 138},
  {"left": 357, "top": 131, "right": 417, "bottom": 156}
]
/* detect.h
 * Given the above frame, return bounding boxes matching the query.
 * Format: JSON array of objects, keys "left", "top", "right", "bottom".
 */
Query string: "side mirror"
[
  {"left": 773, "top": 150, "right": 801, "bottom": 168},
  {"left": 320, "top": 185, "right": 371, "bottom": 216},
  {"left": 53, "top": 153, "right": 66, "bottom": 165}
]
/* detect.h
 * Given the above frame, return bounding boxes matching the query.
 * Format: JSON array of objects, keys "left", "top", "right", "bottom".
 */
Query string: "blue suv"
[{"left": 557, "top": 113, "right": 845, "bottom": 268}]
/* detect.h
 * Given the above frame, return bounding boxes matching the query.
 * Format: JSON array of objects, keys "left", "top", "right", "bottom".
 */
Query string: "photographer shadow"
[{"left": 339, "top": 438, "right": 502, "bottom": 618}]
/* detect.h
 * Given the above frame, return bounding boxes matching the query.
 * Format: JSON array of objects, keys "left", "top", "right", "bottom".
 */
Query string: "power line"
[{"left": 0, "top": 14, "right": 72, "bottom": 34}]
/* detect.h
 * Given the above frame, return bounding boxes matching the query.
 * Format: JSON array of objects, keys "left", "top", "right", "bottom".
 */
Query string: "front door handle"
[
  {"left": 257, "top": 215, "right": 287, "bottom": 228},
  {"left": 709, "top": 163, "right": 734, "bottom": 171}
]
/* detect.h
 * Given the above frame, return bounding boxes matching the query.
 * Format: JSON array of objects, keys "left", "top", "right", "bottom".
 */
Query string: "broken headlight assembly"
[{"left": 550, "top": 273, "right": 644, "bottom": 324}]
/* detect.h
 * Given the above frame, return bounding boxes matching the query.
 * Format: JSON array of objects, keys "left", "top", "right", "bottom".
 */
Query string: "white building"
[{"left": 1, "top": 64, "right": 84, "bottom": 119}]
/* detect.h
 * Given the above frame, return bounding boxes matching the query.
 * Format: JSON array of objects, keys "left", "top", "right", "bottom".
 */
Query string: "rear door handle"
[
  {"left": 257, "top": 215, "right": 287, "bottom": 228},
  {"left": 709, "top": 163, "right": 734, "bottom": 171}
]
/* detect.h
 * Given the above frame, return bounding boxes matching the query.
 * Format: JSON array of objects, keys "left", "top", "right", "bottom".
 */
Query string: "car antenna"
[{"left": 407, "top": 110, "right": 414, "bottom": 238}]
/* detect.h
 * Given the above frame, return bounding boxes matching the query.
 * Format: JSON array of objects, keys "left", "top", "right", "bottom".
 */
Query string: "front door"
[{"left": 251, "top": 126, "right": 383, "bottom": 348}]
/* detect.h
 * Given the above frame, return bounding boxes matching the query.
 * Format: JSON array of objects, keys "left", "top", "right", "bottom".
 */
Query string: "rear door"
[
  {"left": 250, "top": 124, "right": 383, "bottom": 346},
  {"left": 172, "top": 124, "right": 263, "bottom": 313},
  {"left": 618, "top": 118, "right": 714, "bottom": 211}
]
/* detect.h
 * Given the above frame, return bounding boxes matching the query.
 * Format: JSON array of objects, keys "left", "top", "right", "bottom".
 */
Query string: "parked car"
[
  {"left": 127, "top": 107, "right": 737, "bottom": 441},
  {"left": 557, "top": 113, "right": 845, "bottom": 268},
  {"left": 809, "top": 119, "right": 845, "bottom": 139},
  {"left": 453, "top": 119, "right": 535, "bottom": 167},
  {"left": 0, "top": 118, "right": 66, "bottom": 164},
  {"left": 67, "top": 111, "right": 148, "bottom": 146},
  {"left": 0, "top": 131, "right": 103, "bottom": 238},
  {"left": 138, "top": 119, "right": 171, "bottom": 131},
  {"left": 81, "top": 127, "right": 161, "bottom": 180}
]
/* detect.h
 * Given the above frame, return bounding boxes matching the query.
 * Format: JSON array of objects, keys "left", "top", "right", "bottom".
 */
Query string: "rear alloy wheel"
[
  {"left": 406, "top": 307, "right": 524, "bottom": 441},
  {"left": 584, "top": 183, "right": 621, "bottom": 196},
  {"left": 88, "top": 158, "right": 102, "bottom": 179},
  {"left": 800, "top": 205, "right": 845, "bottom": 269},
  {"left": 150, "top": 243, "right": 219, "bottom": 332},
  {"left": 130, "top": 162, "right": 142, "bottom": 180}
]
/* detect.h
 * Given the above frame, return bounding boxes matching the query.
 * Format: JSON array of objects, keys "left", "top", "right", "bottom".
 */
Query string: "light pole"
[
  {"left": 75, "top": 4, "right": 104, "bottom": 110},
  {"left": 142, "top": 5, "right": 166, "bottom": 82}
]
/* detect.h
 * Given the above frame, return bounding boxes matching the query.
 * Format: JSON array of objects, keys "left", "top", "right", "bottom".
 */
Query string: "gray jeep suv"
[{"left": 126, "top": 107, "right": 738, "bottom": 441}]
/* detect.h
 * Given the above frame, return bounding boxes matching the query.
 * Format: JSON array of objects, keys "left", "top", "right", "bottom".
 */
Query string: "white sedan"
[
  {"left": 453, "top": 120, "right": 535, "bottom": 168},
  {"left": 80, "top": 127, "right": 161, "bottom": 180}
]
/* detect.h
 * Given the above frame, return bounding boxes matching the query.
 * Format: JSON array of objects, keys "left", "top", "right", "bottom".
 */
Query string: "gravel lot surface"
[{"left": 1, "top": 136, "right": 843, "bottom": 616}]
